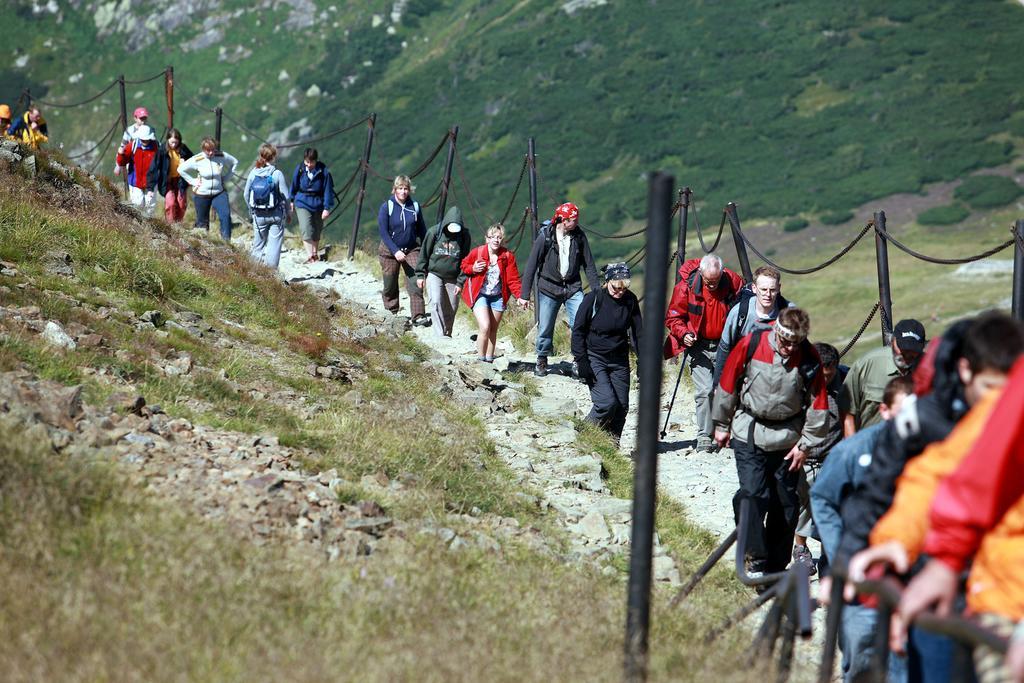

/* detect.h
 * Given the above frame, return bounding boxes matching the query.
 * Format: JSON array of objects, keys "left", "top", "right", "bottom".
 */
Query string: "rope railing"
[
  {"left": 695, "top": 204, "right": 726, "bottom": 254},
  {"left": 65, "top": 116, "right": 122, "bottom": 160},
  {"left": 736, "top": 220, "right": 874, "bottom": 276},
  {"left": 453, "top": 143, "right": 493, "bottom": 228},
  {"left": 122, "top": 71, "right": 167, "bottom": 85},
  {"left": 32, "top": 78, "right": 120, "bottom": 109},
  {"left": 85, "top": 122, "right": 120, "bottom": 176},
  {"left": 837, "top": 302, "right": 880, "bottom": 359},
  {"left": 877, "top": 228, "right": 1014, "bottom": 265},
  {"left": 499, "top": 155, "right": 529, "bottom": 225}
]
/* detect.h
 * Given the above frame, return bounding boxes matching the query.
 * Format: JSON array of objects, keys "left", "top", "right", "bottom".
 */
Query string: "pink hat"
[{"left": 133, "top": 107, "right": 149, "bottom": 119}]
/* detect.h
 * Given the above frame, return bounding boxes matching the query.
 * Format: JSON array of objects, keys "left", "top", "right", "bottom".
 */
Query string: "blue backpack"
[{"left": 249, "top": 174, "right": 280, "bottom": 211}]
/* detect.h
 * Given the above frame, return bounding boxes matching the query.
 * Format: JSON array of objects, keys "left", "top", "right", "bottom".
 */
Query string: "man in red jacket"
[
  {"left": 664, "top": 253, "right": 744, "bottom": 451},
  {"left": 115, "top": 124, "right": 159, "bottom": 218}
]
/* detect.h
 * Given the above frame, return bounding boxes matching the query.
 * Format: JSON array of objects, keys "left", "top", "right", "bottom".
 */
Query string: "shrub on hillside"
[
  {"left": 820, "top": 210, "right": 853, "bottom": 225},
  {"left": 783, "top": 217, "right": 809, "bottom": 232},
  {"left": 918, "top": 204, "right": 970, "bottom": 226},
  {"left": 953, "top": 175, "right": 1023, "bottom": 209}
]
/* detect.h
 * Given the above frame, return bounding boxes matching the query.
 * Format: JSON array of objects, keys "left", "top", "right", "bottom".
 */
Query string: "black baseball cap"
[{"left": 893, "top": 319, "right": 927, "bottom": 353}]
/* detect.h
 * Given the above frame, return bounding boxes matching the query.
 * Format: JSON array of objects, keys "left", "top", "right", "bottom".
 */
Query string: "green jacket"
[{"left": 414, "top": 205, "right": 471, "bottom": 286}]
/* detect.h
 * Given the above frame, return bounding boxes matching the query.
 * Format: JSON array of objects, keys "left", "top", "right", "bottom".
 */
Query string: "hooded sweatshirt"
[
  {"left": 378, "top": 193, "right": 426, "bottom": 254},
  {"left": 415, "top": 205, "right": 471, "bottom": 285}
]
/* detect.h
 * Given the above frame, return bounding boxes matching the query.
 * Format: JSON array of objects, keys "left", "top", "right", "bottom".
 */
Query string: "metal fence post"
[
  {"left": 435, "top": 126, "right": 459, "bottom": 225},
  {"left": 1012, "top": 220, "right": 1024, "bottom": 321},
  {"left": 118, "top": 75, "right": 128, "bottom": 196},
  {"left": 624, "top": 171, "right": 674, "bottom": 683},
  {"left": 725, "top": 202, "right": 753, "bottom": 282},
  {"left": 874, "top": 211, "right": 894, "bottom": 342},
  {"left": 214, "top": 107, "right": 223, "bottom": 149},
  {"left": 527, "top": 137, "right": 540, "bottom": 324},
  {"left": 165, "top": 66, "right": 174, "bottom": 129},
  {"left": 676, "top": 187, "right": 691, "bottom": 281},
  {"left": 347, "top": 112, "right": 376, "bottom": 260}
]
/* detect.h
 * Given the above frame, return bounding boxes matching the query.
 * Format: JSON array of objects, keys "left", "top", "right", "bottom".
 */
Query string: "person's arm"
[
  {"left": 518, "top": 233, "right": 544, "bottom": 301},
  {"left": 176, "top": 155, "right": 198, "bottom": 187},
  {"left": 378, "top": 201, "right": 401, "bottom": 255},
  {"left": 243, "top": 170, "right": 254, "bottom": 208},
  {"left": 570, "top": 292, "right": 595, "bottom": 360},
  {"left": 147, "top": 149, "right": 164, "bottom": 196},
  {"left": 323, "top": 169, "right": 336, "bottom": 212},
  {"left": 711, "top": 334, "right": 752, "bottom": 431},
  {"left": 504, "top": 250, "right": 523, "bottom": 300},
  {"left": 289, "top": 165, "right": 301, "bottom": 202},
  {"left": 221, "top": 152, "right": 239, "bottom": 179},
  {"left": 630, "top": 295, "right": 643, "bottom": 356},
  {"left": 414, "top": 228, "right": 435, "bottom": 279},
  {"left": 840, "top": 365, "right": 862, "bottom": 436},
  {"left": 796, "top": 360, "right": 831, "bottom": 453},
  {"left": 455, "top": 233, "right": 470, "bottom": 288},
  {"left": 461, "top": 247, "right": 480, "bottom": 276},
  {"left": 664, "top": 281, "right": 693, "bottom": 342},
  {"left": 810, "top": 438, "right": 860, "bottom": 563},
  {"left": 415, "top": 205, "right": 427, "bottom": 243},
  {"left": 580, "top": 233, "right": 600, "bottom": 292}
]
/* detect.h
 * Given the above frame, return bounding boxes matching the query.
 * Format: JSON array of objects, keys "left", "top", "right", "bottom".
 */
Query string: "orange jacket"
[
  {"left": 924, "top": 357, "right": 1024, "bottom": 621},
  {"left": 869, "top": 390, "right": 1000, "bottom": 564}
]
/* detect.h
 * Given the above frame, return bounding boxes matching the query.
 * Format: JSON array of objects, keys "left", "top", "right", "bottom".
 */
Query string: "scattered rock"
[
  {"left": 345, "top": 516, "right": 393, "bottom": 536},
  {"left": 44, "top": 250, "right": 74, "bottom": 277},
  {"left": 138, "top": 310, "right": 163, "bottom": 327},
  {"left": 41, "top": 321, "right": 76, "bottom": 349},
  {"left": 575, "top": 510, "right": 610, "bottom": 542}
]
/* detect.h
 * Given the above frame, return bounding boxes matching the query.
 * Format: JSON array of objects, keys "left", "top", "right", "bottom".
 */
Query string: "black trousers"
[
  {"left": 586, "top": 353, "right": 630, "bottom": 439},
  {"left": 731, "top": 437, "right": 801, "bottom": 573}
]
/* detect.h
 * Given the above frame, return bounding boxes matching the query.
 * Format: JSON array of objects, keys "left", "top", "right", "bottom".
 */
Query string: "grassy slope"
[
  {"left": 4, "top": 0, "right": 1024, "bottom": 268},
  {"left": 0, "top": 151, "right": 768, "bottom": 681}
]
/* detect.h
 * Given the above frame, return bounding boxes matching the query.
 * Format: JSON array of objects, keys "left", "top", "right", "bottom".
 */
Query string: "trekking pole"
[{"left": 660, "top": 351, "right": 687, "bottom": 439}]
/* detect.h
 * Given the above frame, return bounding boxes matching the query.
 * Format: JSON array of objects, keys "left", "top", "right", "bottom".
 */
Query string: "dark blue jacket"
[
  {"left": 377, "top": 195, "right": 426, "bottom": 254},
  {"left": 289, "top": 162, "right": 336, "bottom": 213}
]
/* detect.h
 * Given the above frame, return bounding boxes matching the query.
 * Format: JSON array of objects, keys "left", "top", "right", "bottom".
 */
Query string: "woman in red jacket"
[{"left": 461, "top": 224, "right": 523, "bottom": 362}]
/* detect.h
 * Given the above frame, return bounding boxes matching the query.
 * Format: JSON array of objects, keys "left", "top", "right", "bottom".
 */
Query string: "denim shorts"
[{"left": 473, "top": 293, "right": 505, "bottom": 312}]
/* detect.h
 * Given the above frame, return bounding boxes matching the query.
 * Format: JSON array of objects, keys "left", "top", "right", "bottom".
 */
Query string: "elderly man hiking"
[
  {"left": 712, "top": 307, "right": 829, "bottom": 578},
  {"left": 518, "top": 202, "right": 600, "bottom": 378},
  {"left": 664, "top": 253, "right": 743, "bottom": 452}
]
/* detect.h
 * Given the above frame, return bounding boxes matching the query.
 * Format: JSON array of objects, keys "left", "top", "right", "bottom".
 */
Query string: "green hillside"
[{"left": 5, "top": 0, "right": 1024, "bottom": 266}]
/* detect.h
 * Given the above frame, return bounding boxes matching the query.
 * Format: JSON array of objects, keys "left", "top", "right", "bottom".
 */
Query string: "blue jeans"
[
  {"left": 841, "top": 604, "right": 908, "bottom": 682},
  {"left": 536, "top": 290, "right": 584, "bottom": 357},
  {"left": 194, "top": 191, "right": 232, "bottom": 240},
  {"left": 251, "top": 214, "right": 285, "bottom": 269}
]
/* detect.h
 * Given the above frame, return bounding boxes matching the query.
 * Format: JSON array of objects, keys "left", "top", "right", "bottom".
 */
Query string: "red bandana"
[{"left": 553, "top": 202, "right": 579, "bottom": 224}]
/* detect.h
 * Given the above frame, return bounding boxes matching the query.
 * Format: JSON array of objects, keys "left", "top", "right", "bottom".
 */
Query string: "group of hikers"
[
  {"left": 665, "top": 253, "right": 1024, "bottom": 683},
  {"left": 12, "top": 100, "right": 1024, "bottom": 682}
]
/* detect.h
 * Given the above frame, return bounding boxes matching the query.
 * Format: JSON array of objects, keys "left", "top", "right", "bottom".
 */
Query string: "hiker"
[
  {"left": 842, "top": 312, "right": 1023, "bottom": 682},
  {"left": 461, "top": 224, "right": 522, "bottom": 362},
  {"left": 792, "top": 342, "right": 847, "bottom": 577},
  {"left": 415, "top": 205, "right": 470, "bottom": 337},
  {"left": 177, "top": 137, "right": 238, "bottom": 240},
  {"left": 147, "top": 128, "right": 193, "bottom": 223},
  {"left": 114, "top": 124, "right": 159, "bottom": 217},
  {"left": 289, "top": 147, "right": 335, "bottom": 263},
  {"left": 713, "top": 265, "right": 794, "bottom": 387},
  {"left": 894, "top": 354, "right": 1024, "bottom": 683},
  {"left": 811, "top": 374, "right": 914, "bottom": 682},
  {"left": 8, "top": 106, "right": 48, "bottom": 149},
  {"left": 663, "top": 253, "right": 744, "bottom": 452},
  {"left": 572, "top": 262, "right": 642, "bottom": 445},
  {"left": 712, "top": 307, "right": 829, "bottom": 577},
  {"left": 517, "top": 202, "right": 600, "bottom": 378},
  {"left": 244, "top": 143, "right": 291, "bottom": 269},
  {"left": 378, "top": 175, "right": 427, "bottom": 322},
  {"left": 0, "top": 104, "right": 12, "bottom": 139},
  {"left": 114, "top": 106, "right": 149, "bottom": 175},
  {"left": 840, "top": 318, "right": 926, "bottom": 436}
]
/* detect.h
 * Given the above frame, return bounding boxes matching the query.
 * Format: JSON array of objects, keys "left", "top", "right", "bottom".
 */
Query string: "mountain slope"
[{"left": 5, "top": 0, "right": 1024, "bottom": 266}]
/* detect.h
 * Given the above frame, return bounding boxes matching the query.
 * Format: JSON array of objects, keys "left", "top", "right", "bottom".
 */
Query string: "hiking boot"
[
  {"left": 534, "top": 356, "right": 548, "bottom": 377},
  {"left": 695, "top": 436, "right": 715, "bottom": 453},
  {"left": 412, "top": 314, "right": 431, "bottom": 327},
  {"left": 745, "top": 558, "right": 768, "bottom": 581},
  {"left": 792, "top": 544, "right": 817, "bottom": 576}
]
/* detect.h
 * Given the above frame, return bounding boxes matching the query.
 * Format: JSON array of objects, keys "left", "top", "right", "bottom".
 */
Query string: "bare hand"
[
  {"left": 472, "top": 259, "right": 486, "bottom": 274},
  {"left": 517, "top": 298, "right": 530, "bottom": 309},
  {"left": 844, "top": 541, "right": 909, "bottom": 602},
  {"left": 416, "top": 278, "right": 424, "bottom": 289},
  {"left": 113, "top": 165, "right": 122, "bottom": 176},
  {"left": 454, "top": 286, "right": 461, "bottom": 295},
  {"left": 817, "top": 575, "right": 833, "bottom": 607},
  {"left": 321, "top": 209, "right": 329, "bottom": 220},
  {"left": 682, "top": 332, "right": 697, "bottom": 347},
  {"left": 394, "top": 251, "right": 407, "bottom": 263},
  {"left": 898, "top": 559, "right": 958, "bottom": 622},
  {"left": 784, "top": 444, "right": 806, "bottom": 471},
  {"left": 713, "top": 427, "right": 730, "bottom": 448}
]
